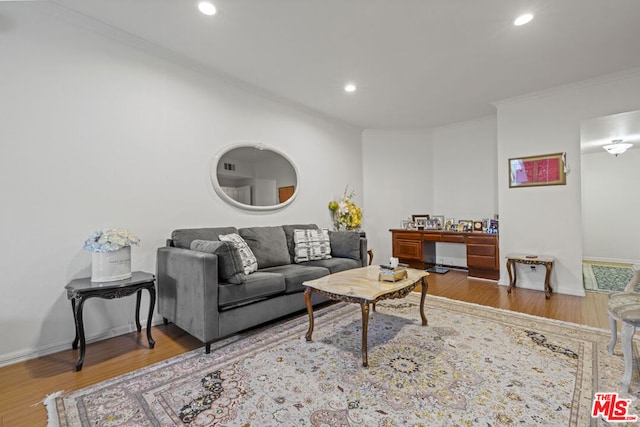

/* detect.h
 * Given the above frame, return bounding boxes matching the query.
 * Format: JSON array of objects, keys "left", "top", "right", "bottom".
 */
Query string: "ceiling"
[{"left": 25, "top": 1, "right": 640, "bottom": 129}]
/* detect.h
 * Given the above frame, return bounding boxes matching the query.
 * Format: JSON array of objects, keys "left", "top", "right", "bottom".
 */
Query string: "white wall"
[
  {"left": 361, "top": 130, "right": 434, "bottom": 265},
  {"left": 582, "top": 149, "right": 640, "bottom": 262},
  {"left": 0, "top": 5, "right": 362, "bottom": 365},
  {"left": 361, "top": 117, "right": 497, "bottom": 268},
  {"left": 496, "top": 70, "right": 640, "bottom": 296},
  {"left": 432, "top": 117, "right": 497, "bottom": 266}
]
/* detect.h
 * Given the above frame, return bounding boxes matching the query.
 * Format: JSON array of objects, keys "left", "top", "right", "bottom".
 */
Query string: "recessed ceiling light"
[
  {"left": 344, "top": 83, "right": 356, "bottom": 93},
  {"left": 514, "top": 13, "right": 533, "bottom": 26},
  {"left": 198, "top": 1, "right": 217, "bottom": 16}
]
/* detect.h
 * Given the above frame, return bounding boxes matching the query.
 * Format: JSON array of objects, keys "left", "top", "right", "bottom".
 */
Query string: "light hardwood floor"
[{"left": 0, "top": 270, "right": 610, "bottom": 426}]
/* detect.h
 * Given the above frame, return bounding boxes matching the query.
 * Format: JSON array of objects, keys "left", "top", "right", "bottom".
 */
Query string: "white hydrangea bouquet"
[{"left": 83, "top": 228, "right": 140, "bottom": 253}]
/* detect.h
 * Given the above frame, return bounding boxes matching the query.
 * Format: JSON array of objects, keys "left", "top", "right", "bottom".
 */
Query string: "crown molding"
[{"left": 493, "top": 67, "right": 640, "bottom": 108}]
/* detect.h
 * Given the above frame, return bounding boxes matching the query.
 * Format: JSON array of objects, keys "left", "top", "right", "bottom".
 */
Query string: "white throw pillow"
[
  {"left": 293, "top": 228, "right": 332, "bottom": 263},
  {"left": 219, "top": 233, "right": 258, "bottom": 275}
]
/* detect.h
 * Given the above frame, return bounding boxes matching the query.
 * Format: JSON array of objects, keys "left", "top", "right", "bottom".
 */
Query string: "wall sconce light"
[{"left": 603, "top": 139, "right": 633, "bottom": 156}]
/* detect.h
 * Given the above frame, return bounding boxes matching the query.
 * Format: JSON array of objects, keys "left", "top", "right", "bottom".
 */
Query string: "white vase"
[{"left": 91, "top": 246, "right": 132, "bottom": 282}]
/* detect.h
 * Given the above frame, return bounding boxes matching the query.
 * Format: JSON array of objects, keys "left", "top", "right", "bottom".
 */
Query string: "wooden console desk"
[{"left": 390, "top": 229, "right": 500, "bottom": 280}]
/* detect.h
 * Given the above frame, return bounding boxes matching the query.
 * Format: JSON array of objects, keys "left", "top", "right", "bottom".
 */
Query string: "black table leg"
[
  {"left": 135, "top": 290, "right": 142, "bottom": 332},
  {"left": 146, "top": 285, "right": 155, "bottom": 348},
  {"left": 71, "top": 298, "right": 79, "bottom": 350},
  {"left": 73, "top": 297, "right": 87, "bottom": 371}
]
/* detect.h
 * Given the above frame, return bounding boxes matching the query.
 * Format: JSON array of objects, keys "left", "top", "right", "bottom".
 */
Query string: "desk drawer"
[
  {"left": 467, "top": 244, "right": 496, "bottom": 257},
  {"left": 467, "top": 235, "right": 497, "bottom": 245},
  {"left": 393, "top": 239, "right": 422, "bottom": 261},
  {"left": 422, "top": 234, "right": 442, "bottom": 242},
  {"left": 467, "top": 255, "right": 497, "bottom": 269},
  {"left": 442, "top": 234, "right": 465, "bottom": 243},
  {"left": 393, "top": 232, "right": 422, "bottom": 240}
]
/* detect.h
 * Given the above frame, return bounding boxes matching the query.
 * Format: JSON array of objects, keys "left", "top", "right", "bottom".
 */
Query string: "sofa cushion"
[
  {"left": 218, "top": 272, "right": 286, "bottom": 308},
  {"left": 293, "top": 228, "right": 332, "bottom": 263},
  {"left": 260, "top": 264, "right": 330, "bottom": 294},
  {"left": 239, "top": 226, "right": 291, "bottom": 268},
  {"left": 302, "top": 257, "right": 362, "bottom": 274},
  {"left": 329, "top": 231, "right": 361, "bottom": 261},
  {"left": 190, "top": 240, "right": 245, "bottom": 285},
  {"left": 282, "top": 224, "right": 319, "bottom": 262},
  {"left": 219, "top": 233, "right": 258, "bottom": 275},
  {"left": 171, "top": 227, "right": 238, "bottom": 249}
]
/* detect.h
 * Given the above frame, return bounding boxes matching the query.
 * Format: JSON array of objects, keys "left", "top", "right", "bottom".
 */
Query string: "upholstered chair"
[{"left": 607, "top": 263, "right": 640, "bottom": 392}]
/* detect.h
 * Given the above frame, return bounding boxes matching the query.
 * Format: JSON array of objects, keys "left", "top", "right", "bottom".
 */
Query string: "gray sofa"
[{"left": 157, "top": 224, "right": 367, "bottom": 353}]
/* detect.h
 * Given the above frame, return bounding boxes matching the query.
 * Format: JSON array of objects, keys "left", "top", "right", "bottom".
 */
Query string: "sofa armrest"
[
  {"left": 156, "top": 246, "right": 220, "bottom": 343},
  {"left": 359, "top": 237, "right": 368, "bottom": 267}
]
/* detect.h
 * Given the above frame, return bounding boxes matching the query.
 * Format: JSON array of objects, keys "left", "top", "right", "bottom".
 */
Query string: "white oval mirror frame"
[{"left": 210, "top": 143, "right": 299, "bottom": 211}]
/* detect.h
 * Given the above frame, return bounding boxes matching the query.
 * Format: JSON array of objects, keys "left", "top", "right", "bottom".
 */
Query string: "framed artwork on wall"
[{"left": 509, "top": 152, "right": 566, "bottom": 188}]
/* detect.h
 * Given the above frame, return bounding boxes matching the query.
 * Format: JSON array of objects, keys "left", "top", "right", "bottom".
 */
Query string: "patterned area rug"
[
  {"left": 49, "top": 294, "right": 640, "bottom": 426},
  {"left": 583, "top": 262, "right": 635, "bottom": 293}
]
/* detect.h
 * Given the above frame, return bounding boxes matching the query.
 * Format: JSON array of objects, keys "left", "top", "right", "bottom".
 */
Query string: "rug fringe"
[{"left": 40, "top": 390, "right": 63, "bottom": 427}]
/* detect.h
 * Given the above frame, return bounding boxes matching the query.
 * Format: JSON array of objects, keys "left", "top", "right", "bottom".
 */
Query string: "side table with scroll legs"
[
  {"left": 65, "top": 271, "right": 156, "bottom": 371},
  {"left": 505, "top": 254, "right": 554, "bottom": 299}
]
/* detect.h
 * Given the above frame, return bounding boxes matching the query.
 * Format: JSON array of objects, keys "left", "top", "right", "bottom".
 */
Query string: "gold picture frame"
[{"left": 509, "top": 152, "right": 566, "bottom": 188}]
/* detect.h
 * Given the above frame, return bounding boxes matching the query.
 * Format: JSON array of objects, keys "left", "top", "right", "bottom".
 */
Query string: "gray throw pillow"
[
  {"left": 218, "top": 233, "right": 258, "bottom": 275},
  {"left": 239, "top": 226, "right": 291, "bottom": 268},
  {"left": 329, "top": 231, "right": 361, "bottom": 260},
  {"left": 190, "top": 239, "right": 245, "bottom": 284}
]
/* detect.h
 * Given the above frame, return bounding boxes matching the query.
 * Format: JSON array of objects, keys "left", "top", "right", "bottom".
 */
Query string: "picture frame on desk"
[
  {"left": 426, "top": 219, "right": 440, "bottom": 230},
  {"left": 459, "top": 220, "right": 473, "bottom": 232},
  {"left": 414, "top": 218, "right": 428, "bottom": 230},
  {"left": 432, "top": 215, "right": 444, "bottom": 230},
  {"left": 444, "top": 218, "right": 455, "bottom": 231},
  {"left": 473, "top": 221, "right": 483, "bottom": 232}
]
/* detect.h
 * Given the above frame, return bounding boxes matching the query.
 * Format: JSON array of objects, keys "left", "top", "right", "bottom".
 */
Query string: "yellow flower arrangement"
[{"left": 328, "top": 186, "right": 362, "bottom": 231}]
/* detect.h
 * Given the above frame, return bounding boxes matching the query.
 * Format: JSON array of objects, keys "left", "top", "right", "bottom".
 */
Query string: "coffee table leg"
[
  {"left": 304, "top": 288, "right": 314, "bottom": 341},
  {"left": 420, "top": 277, "right": 428, "bottom": 326},
  {"left": 361, "top": 302, "right": 370, "bottom": 367}
]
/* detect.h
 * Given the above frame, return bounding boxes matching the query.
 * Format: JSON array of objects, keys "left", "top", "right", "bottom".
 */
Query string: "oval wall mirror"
[{"left": 211, "top": 143, "right": 299, "bottom": 211}]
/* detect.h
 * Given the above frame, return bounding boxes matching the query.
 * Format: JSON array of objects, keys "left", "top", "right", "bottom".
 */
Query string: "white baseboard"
[
  {"left": 496, "top": 280, "right": 585, "bottom": 297},
  {"left": 584, "top": 257, "right": 639, "bottom": 265},
  {"left": 0, "top": 318, "right": 166, "bottom": 368}
]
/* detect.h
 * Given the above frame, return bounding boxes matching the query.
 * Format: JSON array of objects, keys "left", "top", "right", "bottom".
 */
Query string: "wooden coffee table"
[{"left": 303, "top": 265, "right": 429, "bottom": 367}]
